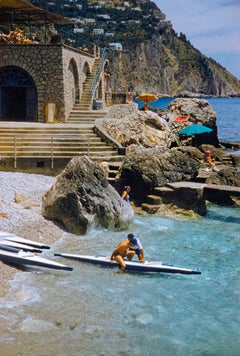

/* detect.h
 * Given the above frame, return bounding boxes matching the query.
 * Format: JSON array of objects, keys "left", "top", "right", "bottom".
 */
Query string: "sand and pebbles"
[{"left": 0, "top": 172, "right": 64, "bottom": 297}]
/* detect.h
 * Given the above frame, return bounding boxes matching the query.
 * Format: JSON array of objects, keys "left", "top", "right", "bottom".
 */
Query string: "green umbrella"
[{"left": 178, "top": 124, "right": 213, "bottom": 137}]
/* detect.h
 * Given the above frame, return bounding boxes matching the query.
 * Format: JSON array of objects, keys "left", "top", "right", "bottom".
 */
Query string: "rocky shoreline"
[{"left": 0, "top": 172, "right": 64, "bottom": 298}]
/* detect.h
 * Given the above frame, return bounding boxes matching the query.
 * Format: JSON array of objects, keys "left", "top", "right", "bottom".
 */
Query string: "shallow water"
[{"left": 0, "top": 205, "right": 239, "bottom": 356}]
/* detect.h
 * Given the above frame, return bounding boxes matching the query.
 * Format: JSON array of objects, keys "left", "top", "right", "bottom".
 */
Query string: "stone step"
[
  {"left": 153, "top": 186, "right": 175, "bottom": 196},
  {"left": 0, "top": 144, "right": 115, "bottom": 152},
  {"left": 141, "top": 203, "right": 161, "bottom": 214},
  {"left": 0, "top": 128, "right": 94, "bottom": 134},
  {"left": 0, "top": 150, "right": 119, "bottom": 157},
  {"left": 76, "top": 106, "right": 92, "bottom": 110},
  {"left": 146, "top": 195, "right": 162, "bottom": 205},
  {"left": 67, "top": 121, "right": 96, "bottom": 125},
  {"left": 93, "top": 155, "right": 124, "bottom": 163},
  {"left": 67, "top": 117, "right": 95, "bottom": 121},
  {"left": 0, "top": 138, "right": 102, "bottom": 145},
  {"left": 0, "top": 130, "right": 95, "bottom": 135},
  {"left": 68, "top": 113, "right": 104, "bottom": 119}
]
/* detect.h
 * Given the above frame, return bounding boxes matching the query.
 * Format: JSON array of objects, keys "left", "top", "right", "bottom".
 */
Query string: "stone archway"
[
  {"left": 69, "top": 58, "right": 80, "bottom": 104},
  {"left": 0, "top": 66, "right": 38, "bottom": 122},
  {"left": 83, "top": 61, "right": 91, "bottom": 82}
]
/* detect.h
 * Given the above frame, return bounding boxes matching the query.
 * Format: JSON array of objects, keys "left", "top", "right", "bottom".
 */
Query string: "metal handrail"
[
  {"left": 90, "top": 47, "right": 108, "bottom": 97},
  {"left": 7, "top": 135, "right": 95, "bottom": 169}
]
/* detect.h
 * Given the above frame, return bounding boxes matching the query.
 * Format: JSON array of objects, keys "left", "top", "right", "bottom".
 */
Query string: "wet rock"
[
  {"left": 42, "top": 156, "right": 134, "bottom": 235},
  {"left": 230, "top": 154, "right": 240, "bottom": 167},
  {"left": 166, "top": 98, "right": 219, "bottom": 147},
  {"left": 205, "top": 167, "right": 240, "bottom": 186},
  {"left": 116, "top": 147, "right": 200, "bottom": 202}
]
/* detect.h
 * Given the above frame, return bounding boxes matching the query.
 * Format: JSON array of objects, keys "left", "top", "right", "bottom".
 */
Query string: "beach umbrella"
[
  {"left": 136, "top": 93, "right": 158, "bottom": 103},
  {"left": 178, "top": 124, "right": 213, "bottom": 137}
]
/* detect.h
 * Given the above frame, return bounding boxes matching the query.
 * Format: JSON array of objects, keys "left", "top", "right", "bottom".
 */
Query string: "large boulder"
[
  {"left": 166, "top": 98, "right": 219, "bottom": 147},
  {"left": 116, "top": 147, "right": 200, "bottom": 202},
  {"left": 102, "top": 103, "right": 173, "bottom": 148},
  {"left": 42, "top": 156, "right": 134, "bottom": 234}
]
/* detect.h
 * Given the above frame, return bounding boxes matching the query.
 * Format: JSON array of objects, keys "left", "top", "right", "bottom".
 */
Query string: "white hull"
[
  {"left": 0, "top": 240, "right": 43, "bottom": 253},
  {"left": 0, "top": 250, "right": 73, "bottom": 271},
  {"left": 54, "top": 253, "right": 201, "bottom": 275},
  {"left": 0, "top": 231, "right": 50, "bottom": 249}
]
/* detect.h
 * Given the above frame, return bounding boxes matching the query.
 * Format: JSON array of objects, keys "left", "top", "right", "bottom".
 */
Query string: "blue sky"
[{"left": 155, "top": 0, "right": 240, "bottom": 79}]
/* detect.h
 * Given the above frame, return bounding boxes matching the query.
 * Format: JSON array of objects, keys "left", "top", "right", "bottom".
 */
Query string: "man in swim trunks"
[
  {"left": 110, "top": 239, "right": 135, "bottom": 273},
  {"left": 127, "top": 233, "right": 144, "bottom": 262}
]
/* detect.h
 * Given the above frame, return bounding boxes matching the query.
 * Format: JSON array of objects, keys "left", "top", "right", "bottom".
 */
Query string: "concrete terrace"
[{"left": 142, "top": 181, "right": 240, "bottom": 215}]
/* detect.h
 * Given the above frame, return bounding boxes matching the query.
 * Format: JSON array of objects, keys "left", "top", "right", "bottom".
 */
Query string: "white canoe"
[
  {"left": 0, "top": 250, "right": 73, "bottom": 271},
  {"left": 54, "top": 253, "right": 201, "bottom": 275},
  {"left": 0, "top": 240, "right": 43, "bottom": 253},
  {"left": 3, "top": 235, "right": 50, "bottom": 250}
]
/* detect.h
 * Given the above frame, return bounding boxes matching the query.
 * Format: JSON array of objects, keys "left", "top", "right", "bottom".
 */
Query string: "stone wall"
[
  {"left": 62, "top": 45, "right": 95, "bottom": 119},
  {"left": 0, "top": 44, "right": 95, "bottom": 122}
]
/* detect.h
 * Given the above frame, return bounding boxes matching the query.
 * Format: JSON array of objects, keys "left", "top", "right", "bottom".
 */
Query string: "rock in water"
[
  {"left": 42, "top": 156, "right": 134, "bottom": 234},
  {"left": 116, "top": 147, "right": 200, "bottom": 202}
]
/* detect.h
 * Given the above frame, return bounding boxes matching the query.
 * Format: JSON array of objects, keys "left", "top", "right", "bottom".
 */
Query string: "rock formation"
[
  {"left": 102, "top": 98, "right": 219, "bottom": 149},
  {"left": 30, "top": 1, "right": 240, "bottom": 97},
  {"left": 205, "top": 167, "right": 240, "bottom": 187},
  {"left": 108, "top": 36, "right": 240, "bottom": 97},
  {"left": 103, "top": 103, "right": 171, "bottom": 148},
  {"left": 166, "top": 98, "right": 219, "bottom": 147},
  {"left": 115, "top": 147, "right": 200, "bottom": 202},
  {"left": 42, "top": 156, "right": 134, "bottom": 234}
]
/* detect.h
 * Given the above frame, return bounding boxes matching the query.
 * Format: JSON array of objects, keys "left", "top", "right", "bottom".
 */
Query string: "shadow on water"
[{"left": 206, "top": 206, "right": 240, "bottom": 224}]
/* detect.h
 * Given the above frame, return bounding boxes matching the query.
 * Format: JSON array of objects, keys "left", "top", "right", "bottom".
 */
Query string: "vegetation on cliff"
[{"left": 30, "top": 0, "right": 240, "bottom": 96}]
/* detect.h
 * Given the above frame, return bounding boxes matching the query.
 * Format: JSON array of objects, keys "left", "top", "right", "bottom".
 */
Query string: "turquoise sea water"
[{"left": 0, "top": 98, "right": 240, "bottom": 356}]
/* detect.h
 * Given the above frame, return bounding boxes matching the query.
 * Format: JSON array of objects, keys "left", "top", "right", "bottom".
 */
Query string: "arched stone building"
[{"left": 0, "top": 44, "right": 108, "bottom": 123}]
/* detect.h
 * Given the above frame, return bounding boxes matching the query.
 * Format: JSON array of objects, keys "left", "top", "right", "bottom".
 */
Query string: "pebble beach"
[{"left": 0, "top": 172, "right": 64, "bottom": 297}]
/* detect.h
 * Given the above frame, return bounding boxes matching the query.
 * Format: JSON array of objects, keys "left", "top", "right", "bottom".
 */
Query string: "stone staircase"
[
  {"left": 67, "top": 55, "right": 109, "bottom": 124},
  {"left": 77, "top": 58, "right": 101, "bottom": 111},
  {"left": 0, "top": 54, "right": 124, "bottom": 179},
  {"left": 0, "top": 123, "right": 125, "bottom": 181},
  {"left": 67, "top": 109, "right": 108, "bottom": 125}
]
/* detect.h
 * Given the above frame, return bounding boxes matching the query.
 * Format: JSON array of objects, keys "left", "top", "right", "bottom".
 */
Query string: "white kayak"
[
  {"left": 3, "top": 235, "right": 51, "bottom": 250},
  {"left": 54, "top": 253, "right": 201, "bottom": 275},
  {"left": 0, "top": 240, "right": 43, "bottom": 253},
  {"left": 0, "top": 250, "right": 73, "bottom": 271}
]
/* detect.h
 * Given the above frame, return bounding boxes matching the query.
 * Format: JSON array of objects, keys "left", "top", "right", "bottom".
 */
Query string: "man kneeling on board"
[
  {"left": 110, "top": 234, "right": 144, "bottom": 273},
  {"left": 127, "top": 233, "right": 144, "bottom": 263},
  {"left": 110, "top": 238, "right": 135, "bottom": 273}
]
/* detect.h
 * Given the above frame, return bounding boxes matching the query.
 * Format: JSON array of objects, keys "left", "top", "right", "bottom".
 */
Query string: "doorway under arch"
[{"left": 0, "top": 66, "right": 38, "bottom": 122}]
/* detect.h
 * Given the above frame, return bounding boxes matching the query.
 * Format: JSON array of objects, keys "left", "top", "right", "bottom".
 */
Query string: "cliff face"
[
  {"left": 30, "top": 0, "right": 240, "bottom": 97},
  {"left": 107, "top": 36, "right": 240, "bottom": 97}
]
